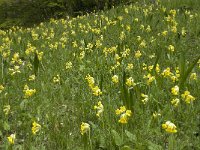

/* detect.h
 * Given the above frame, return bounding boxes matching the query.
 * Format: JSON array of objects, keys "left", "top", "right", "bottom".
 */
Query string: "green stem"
[{"left": 89, "top": 130, "right": 92, "bottom": 150}]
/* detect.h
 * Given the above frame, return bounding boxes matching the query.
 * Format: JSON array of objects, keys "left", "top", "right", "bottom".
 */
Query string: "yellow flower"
[
  {"left": 162, "top": 31, "right": 168, "bottom": 36},
  {"left": 92, "top": 86, "right": 102, "bottom": 96},
  {"left": 29, "top": 75, "right": 36, "bottom": 81},
  {"left": 171, "top": 98, "right": 180, "bottom": 107},
  {"left": 162, "top": 67, "right": 173, "bottom": 77},
  {"left": 141, "top": 93, "right": 149, "bottom": 104},
  {"left": 116, "top": 106, "right": 132, "bottom": 124},
  {"left": 143, "top": 74, "right": 155, "bottom": 85},
  {"left": 23, "top": 85, "right": 36, "bottom": 99},
  {"left": 169, "top": 9, "right": 176, "bottom": 17},
  {"left": 0, "top": 84, "right": 4, "bottom": 93},
  {"left": 85, "top": 74, "right": 95, "bottom": 88},
  {"left": 171, "top": 85, "right": 179, "bottom": 95},
  {"left": 181, "top": 91, "right": 195, "bottom": 104},
  {"left": 53, "top": 74, "right": 60, "bottom": 84},
  {"left": 112, "top": 75, "right": 119, "bottom": 84},
  {"left": 190, "top": 73, "right": 197, "bottom": 80},
  {"left": 66, "top": 61, "right": 72, "bottom": 69},
  {"left": 153, "top": 111, "right": 161, "bottom": 118},
  {"left": 126, "top": 77, "right": 136, "bottom": 87},
  {"left": 162, "top": 121, "right": 177, "bottom": 133},
  {"left": 32, "top": 121, "right": 41, "bottom": 135},
  {"left": 134, "top": 50, "right": 142, "bottom": 59},
  {"left": 126, "top": 63, "right": 134, "bottom": 70},
  {"left": 94, "top": 101, "right": 104, "bottom": 117},
  {"left": 7, "top": 133, "right": 16, "bottom": 144},
  {"left": 80, "top": 122, "right": 90, "bottom": 135},
  {"left": 24, "top": 86, "right": 33, "bottom": 97},
  {"left": 3, "top": 105, "right": 10, "bottom": 115},
  {"left": 168, "top": 45, "right": 175, "bottom": 52}
]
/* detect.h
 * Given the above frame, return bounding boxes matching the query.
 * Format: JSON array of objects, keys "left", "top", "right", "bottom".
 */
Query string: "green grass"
[{"left": 0, "top": 0, "right": 200, "bottom": 149}]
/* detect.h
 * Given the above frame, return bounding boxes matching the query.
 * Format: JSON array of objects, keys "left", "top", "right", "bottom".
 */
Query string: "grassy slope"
[{"left": 0, "top": 0, "right": 200, "bottom": 149}]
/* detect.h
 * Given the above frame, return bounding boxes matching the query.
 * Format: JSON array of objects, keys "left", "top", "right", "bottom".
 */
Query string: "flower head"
[
  {"left": 80, "top": 122, "right": 90, "bottom": 135},
  {"left": 92, "top": 86, "right": 102, "bottom": 96},
  {"left": 141, "top": 93, "right": 149, "bottom": 104},
  {"left": 7, "top": 133, "right": 16, "bottom": 144},
  {"left": 181, "top": 91, "right": 195, "bottom": 104},
  {"left": 171, "top": 85, "right": 179, "bottom": 95},
  {"left": 171, "top": 98, "right": 180, "bottom": 107},
  {"left": 23, "top": 85, "right": 36, "bottom": 99},
  {"left": 116, "top": 106, "right": 132, "bottom": 124},
  {"left": 112, "top": 75, "right": 119, "bottom": 84},
  {"left": 32, "top": 121, "right": 41, "bottom": 135},
  {"left": 135, "top": 50, "right": 142, "bottom": 59},
  {"left": 0, "top": 84, "right": 4, "bottom": 93},
  {"left": 162, "top": 121, "right": 177, "bottom": 133},
  {"left": 94, "top": 101, "right": 104, "bottom": 117},
  {"left": 126, "top": 77, "right": 136, "bottom": 87},
  {"left": 3, "top": 105, "right": 10, "bottom": 115}
]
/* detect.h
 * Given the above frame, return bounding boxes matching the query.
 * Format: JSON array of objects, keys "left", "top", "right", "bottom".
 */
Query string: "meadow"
[{"left": 0, "top": 0, "right": 200, "bottom": 149}]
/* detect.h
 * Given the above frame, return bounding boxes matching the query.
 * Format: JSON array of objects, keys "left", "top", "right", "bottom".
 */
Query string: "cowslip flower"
[
  {"left": 141, "top": 93, "right": 149, "bottom": 104},
  {"left": 190, "top": 73, "right": 197, "bottom": 80},
  {"left": 112, "top": 75, "right": 119, "bottom": 84},
  {"left": 162, "top": 121, "right": 177, "bottom": 133},
  {"left": 181, "top": 91, "right": 195, "bottom": 104},
  {"left": 85, "top": 74, "right": 95, "bottom": 88},
  {"left": 29, "top": 75, "right": 36, "bottom": 81},
  {"left": 126, "top": 63, "right": 134, "bottom": 71},
  {"left": 3, "top": 105, "right": 10, "bottom": 115},
  {"left": 23, "top": 85, "right": 36, "bottom": 99},
  {"left": 126, "top": 77, "right": 136, "bottom": 87},
  {"left": 143, "top": 73, "right": 155, "bottom": 85},
  {"left": 153, "top": 111, "right": 161, "bottom": 118},
  {"left": 53, "top": 74, "right": 60, "bottom": 84},
  {"left": 7, "top": 133, "right": 16, "bottom": 144},
  {"left": 92, "top": 86, "right": 102, "bottom": 96},
  {"left": 0, "top": 84, "right": 4, "bottom": 93},
  {"left": 116, "top": 106, "right": 132, "bottom": 124},
  {"left": 161, "top": 67, "right": 173, "bottom": 77},
  {"left": 32, "top": 121, "right": 41, "bottom": 135},
  {"left": 171, "top": 85, "right": 179, "bottom": 95},
  {"left": 171, "top": 98, "right": 180, "bottom": 107},
  {"left": 168, "top": 45, "right": 175, "bottom": 52},
  {"left": 134, "top": 50, "right": 142, "bottom": 59},
  {"left": 66, "top": 61, "right": 72, "bottom": 69},
  {"left": 94, "top": 101, "right": 104, "bottom": 117},
  {"left": 80, "top": 122, "right": 90, "bottom": 135}
]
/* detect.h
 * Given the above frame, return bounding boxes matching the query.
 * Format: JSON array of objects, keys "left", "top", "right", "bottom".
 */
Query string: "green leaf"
[
  {"left": 99, "top": 134, "right": 106, "bottom": 149},
  {"left": 148, "top": 141, "right": 163, "bottom": 150},
  {"left": 121, "top": 145, "right": 132, "bottom": 150},
  {"left": 34, "top": 52, "right": 39, "bottom": 76},
  {"left": 111, "top": 129, "right": 123, "bottom": 147},
  {"left": 179, "top": 55, "right": 200, "bottom": 88},
  {"left": 125, "top": 130, "right": 137, "bottom": 142},
  {"left": 3, "top": 122, "right": 10, "bottom": 131}
]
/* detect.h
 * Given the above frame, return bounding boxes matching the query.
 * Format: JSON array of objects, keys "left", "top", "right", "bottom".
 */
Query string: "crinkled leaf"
[
  {"left": 111, "top": 129, "right": 123, "bottom": 147},
  {"left": 125, "top": 130, "right": 137, "bottom": 143}
]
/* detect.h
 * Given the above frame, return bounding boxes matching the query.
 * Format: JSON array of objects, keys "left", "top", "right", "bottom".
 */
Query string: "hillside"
[{"left": 0, "top": 0, "right": 200, "bottom": 149}]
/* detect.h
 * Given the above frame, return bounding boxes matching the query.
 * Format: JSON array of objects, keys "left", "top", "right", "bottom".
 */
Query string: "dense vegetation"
[
  {"left": 0, "top": 0, "right": 133, "bottom": 29},
  {"left": 0, "top": 0, "right": 200, "bottom": 149}
]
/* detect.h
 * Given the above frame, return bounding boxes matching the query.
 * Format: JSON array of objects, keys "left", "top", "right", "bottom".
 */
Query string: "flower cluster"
[
  {"left": 162, "top": 121, "right": 177, "bottom": 133},
  {"left": 23, "top": 85, "right": 36, "bottom": 99},
  {"left": 32, "top": 121, "right": 41, "bottom": 135},
  {"left": 115, "top": 106, "right": 132, "bottom": 124},
  {"left": 80, "top": 122, "right": 90, "bottom": 135},
  {"left": 85, "top": 74, "right": 102, "bottom": 96},
  {"left": 94, "top": 101, "right": 104, "bottom": 117}
]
